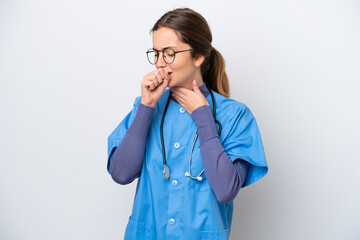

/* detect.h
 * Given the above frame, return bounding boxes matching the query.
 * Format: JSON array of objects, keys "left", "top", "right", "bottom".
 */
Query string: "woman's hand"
[
  {"left": 141, "top": 68, "right": 170, "bottom": 108},
  {"left": 171, "top": 80, "right": 209, "bottom": 115}
]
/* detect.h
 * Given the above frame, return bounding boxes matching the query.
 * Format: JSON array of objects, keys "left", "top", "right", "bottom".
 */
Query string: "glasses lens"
[
  {"left": 163, "top": 48, "right": 175, "bottom": 64},
  {"left": 146, "top": 49, "right": 157, "bottom": 64}
]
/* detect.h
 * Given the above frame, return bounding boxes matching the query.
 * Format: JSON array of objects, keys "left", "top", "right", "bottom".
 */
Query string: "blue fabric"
[{"left": 107, "top": 88, "right": 268, "bottom": 239}]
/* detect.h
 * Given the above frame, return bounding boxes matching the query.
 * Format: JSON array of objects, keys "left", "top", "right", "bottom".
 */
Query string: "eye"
[
  {"left": 164, "top": 52, "right": 175, "bottom": 57},
  {"left": 164, "top": 53, "right": 172, "bottom": 58},
  {"left": 164, "top": 48, "right": 175, "bottom": 57}
]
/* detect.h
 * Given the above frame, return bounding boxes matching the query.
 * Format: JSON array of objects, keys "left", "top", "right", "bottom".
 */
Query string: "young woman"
[{"left": 107, "top": 8, "right": 268, "bottom": 239}]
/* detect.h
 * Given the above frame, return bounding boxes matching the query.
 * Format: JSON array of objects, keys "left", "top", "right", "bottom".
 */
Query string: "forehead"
[{"left": 152, "top": 27, "right": 188, "bottom": 50}]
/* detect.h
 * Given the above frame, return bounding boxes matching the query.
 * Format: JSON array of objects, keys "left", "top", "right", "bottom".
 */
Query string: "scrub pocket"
[
  {"left": 124, "top": 216, "right": 152, "bottom": 240},
  {"left": 198, "top": 228, "right": 229, "bottom": 240}
]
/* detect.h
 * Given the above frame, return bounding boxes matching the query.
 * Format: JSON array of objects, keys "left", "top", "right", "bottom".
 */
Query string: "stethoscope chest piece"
[{"left": 163, "top": 165, "right": 170, "bottom": 180}]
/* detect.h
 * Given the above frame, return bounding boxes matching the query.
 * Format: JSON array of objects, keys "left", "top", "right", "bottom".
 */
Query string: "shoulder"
[
  {"left": 211, "top": 91, "right": 251, "bottom": 117},
  {"left": 210, "top": 91, "right": 258, "bottom": 139},
  {"left": 133, "top": 96, "right": 142, "bottom": 108}
]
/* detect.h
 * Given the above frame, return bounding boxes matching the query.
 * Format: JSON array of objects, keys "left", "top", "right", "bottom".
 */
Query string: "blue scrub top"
[{"left": 107, "top": 88, "right": 268, "bottom": 240}]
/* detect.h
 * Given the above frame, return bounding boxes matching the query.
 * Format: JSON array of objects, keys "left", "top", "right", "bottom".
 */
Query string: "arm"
[
  {"left": 191, "top": 105, "right": 249, "bottom": 203},
  {"left": 109, "top": 103, "right": 155, "bottom": 184}
]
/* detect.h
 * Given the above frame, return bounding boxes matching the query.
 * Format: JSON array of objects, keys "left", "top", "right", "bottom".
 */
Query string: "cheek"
[
  {"left": 168, "top": 56, "right": 196, "bottom": 85},
  {"left": 172, "top": 59, "right": 195, "bottom": 75}
]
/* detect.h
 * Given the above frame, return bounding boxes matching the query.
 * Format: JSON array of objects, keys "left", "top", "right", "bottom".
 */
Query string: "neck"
[
  {"left": 170, "top": 74, "right": 204, "bottom": 91},
  {"left": 170, "top": 80, "right": 210, "bottom": 103}
]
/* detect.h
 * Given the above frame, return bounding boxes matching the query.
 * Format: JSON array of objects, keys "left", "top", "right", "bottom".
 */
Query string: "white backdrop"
[{"left": 1, "top": 0, "right": 359, "bottom": 239}]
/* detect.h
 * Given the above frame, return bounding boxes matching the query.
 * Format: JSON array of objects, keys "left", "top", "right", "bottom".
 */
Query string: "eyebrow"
[{"left": 152, "top": 46, "right": 177, "bottom": 51}]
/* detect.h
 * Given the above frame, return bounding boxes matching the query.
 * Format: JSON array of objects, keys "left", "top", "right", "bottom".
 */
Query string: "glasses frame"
[{"left": 146, "top": 47, "right": 193, "bottom": 65}]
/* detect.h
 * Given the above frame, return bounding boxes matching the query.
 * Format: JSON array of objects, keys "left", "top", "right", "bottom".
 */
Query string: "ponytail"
[{"left": 202, "top": 47, "right": 230, "bottom": 98}]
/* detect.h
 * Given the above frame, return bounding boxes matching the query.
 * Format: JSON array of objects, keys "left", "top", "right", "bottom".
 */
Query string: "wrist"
[{"left": 141, "top": 100, "right": 156, "bottom": 108}]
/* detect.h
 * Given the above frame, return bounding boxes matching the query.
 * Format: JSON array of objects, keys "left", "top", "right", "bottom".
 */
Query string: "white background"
[{"left": 1, "top": 0, "right": 359, "bottom": 239}]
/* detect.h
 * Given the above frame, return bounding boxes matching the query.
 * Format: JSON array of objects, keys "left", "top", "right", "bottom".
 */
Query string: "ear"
[{"left": 193, "top": 54, "right": 205, "bottom": 68}]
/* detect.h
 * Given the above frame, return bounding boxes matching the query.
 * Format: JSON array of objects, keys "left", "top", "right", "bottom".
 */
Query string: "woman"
[{"left": 107, "top": 8, "right": 268, "bottom": 239}]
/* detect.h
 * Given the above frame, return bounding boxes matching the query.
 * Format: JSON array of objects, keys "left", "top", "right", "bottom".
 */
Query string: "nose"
[{"left": 155, "top": 52, "right": 167, "bottom": 69}]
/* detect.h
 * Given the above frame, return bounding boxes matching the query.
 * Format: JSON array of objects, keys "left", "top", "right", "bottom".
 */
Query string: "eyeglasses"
[{"left": 146, "top": 47, "right": 192, "bottom": 65}]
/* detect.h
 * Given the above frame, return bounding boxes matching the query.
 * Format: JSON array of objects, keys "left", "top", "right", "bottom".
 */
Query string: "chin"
[
  {"left": 167, "top": 77, "right": 190, "bottom": 89},
  {"left": 168, "top": 79, "right": 178, "bottom": 88}
]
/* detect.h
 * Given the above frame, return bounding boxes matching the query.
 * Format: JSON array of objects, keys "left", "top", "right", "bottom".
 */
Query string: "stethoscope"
[{"left": 161, "top": 84, "right": 222, "bottom": 181}]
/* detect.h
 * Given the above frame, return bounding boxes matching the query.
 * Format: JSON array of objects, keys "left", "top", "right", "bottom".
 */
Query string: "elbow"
[
  {"left": 108, "top": 156, "right": 134, "bottom": 185},
  {"left": 214, "top": 180, "right": 242, "bottom": 203},
  {"left": 216, "top": 191, "right": 238, "bottom": 203},
  {"left": 110, "top": 166, "right": 137, "bottom": 185},
  {"left": 111, "top": 171, "right": 132, "bottom": 185}
]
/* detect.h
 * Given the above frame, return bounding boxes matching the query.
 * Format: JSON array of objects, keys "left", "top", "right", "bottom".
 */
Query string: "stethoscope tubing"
[{"left": 161, "top": 84, "right": 221, "bottom": 180}]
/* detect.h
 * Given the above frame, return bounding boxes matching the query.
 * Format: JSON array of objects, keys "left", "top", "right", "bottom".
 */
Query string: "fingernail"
[{"left": 193, "top": 80, "right": 197, "bottom": 85}]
